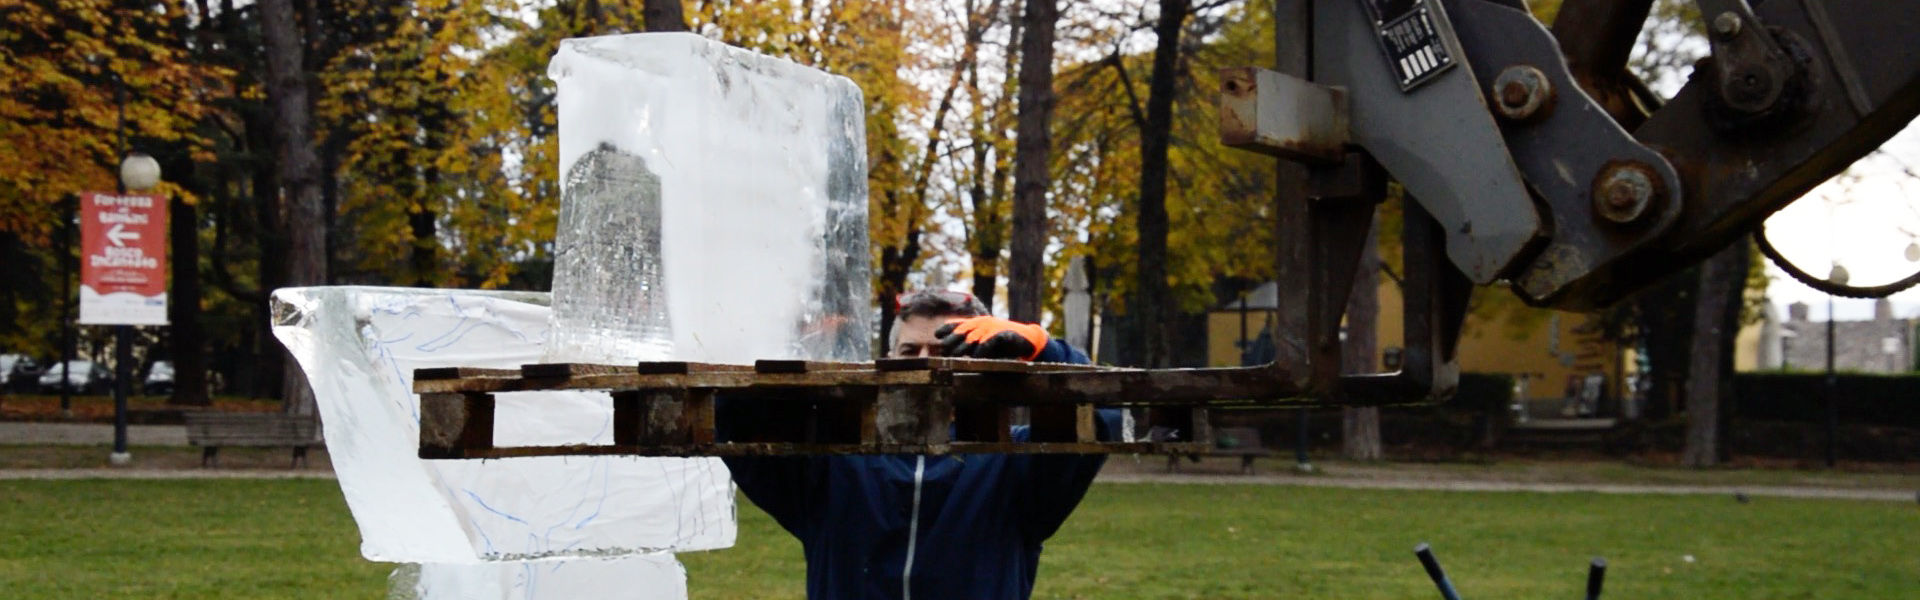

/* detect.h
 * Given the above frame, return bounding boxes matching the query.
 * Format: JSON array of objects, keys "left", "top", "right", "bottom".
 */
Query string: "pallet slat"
[
  {"left": 410, "top": 360, "right": 1306, "bottom": 458},
  {"left": 434, "top": 441, "right": 1209, "bottom": 459},
  {"left": 416, "top": 367, "right": 520, "bottom": 381},
  {"left": 411, "top": 368, "right": 947, "bottom": 394},
  {"left": 754, "top": 359, "right": 872, "bottom": 373},
  {"left": 522, "top": 363, "right": 630, "bottom": 379}
]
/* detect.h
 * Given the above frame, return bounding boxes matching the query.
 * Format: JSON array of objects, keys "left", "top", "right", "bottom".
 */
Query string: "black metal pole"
[
  {"left": 1825, "top": 294, "right": 1838, "bottom": 468},
  {"left": 109, "top": 72, "right": 131, "bottom": 464},
  {"left": 1413, "top": 543, "right": 1464, "bottom": 600},
  {"left": 112, "top": 326, "right": 131, "bottom": 460},
  {"left": 1294, "top": 408, "right": 1312, "bottom": 469},
  {"left": 1586, "top": 557, "right": 1608, "bottom": 600},
  {"left": 59, "top": 195, "right": 73, "bottom": 417}
]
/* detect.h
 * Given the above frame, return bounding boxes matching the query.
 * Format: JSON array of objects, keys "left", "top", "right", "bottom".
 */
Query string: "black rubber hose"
[{"left": 1753, "top": 226, "right": 1920, "bottom": 299}]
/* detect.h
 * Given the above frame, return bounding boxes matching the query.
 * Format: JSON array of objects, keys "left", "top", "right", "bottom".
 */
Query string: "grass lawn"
[
  {"left": 2, "top": 480, "right": 1915, "bottom": 599},
  {"left": 0, "top": 480, "right": 386, "bottom": 599}
]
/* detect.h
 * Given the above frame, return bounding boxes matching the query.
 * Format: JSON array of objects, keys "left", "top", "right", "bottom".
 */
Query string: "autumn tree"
[
  {"left": 1043, "top": 3, "right": 1277, "bottom": 366},
  {"left": 961, "top": 0, "right": 1021, "bottom": 308},
  {"left": 1131, "top": 0, "right": 1193, "bottom": 368},
  {"left": 0, "top": 0, "right": 224, "bottom": 402}
]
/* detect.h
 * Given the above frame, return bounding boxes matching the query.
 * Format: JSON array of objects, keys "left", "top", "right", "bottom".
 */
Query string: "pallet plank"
[
  {"left": 874, "top": 357, "right": 1122, "bottom": 373},
  {"left": 416, "top": 367, "right": 519, "bottom": 381},
  {"left": 433, "top": 440, "right": 1208, "bottom": 459},
  {"left": 636, "top": 361, "right": 758, "bottom": 374},
  {"left": 522, "top": 363, "right": 632, "bottom": 379},
  {"left": 411, "top": 369, "right": 946, "bottom": 394},
  {"left": 754, "top": 360, "right": 872, "bottom": 373},
  {"left": 873, "top": 387, "right": 953, "bottom": 446}
]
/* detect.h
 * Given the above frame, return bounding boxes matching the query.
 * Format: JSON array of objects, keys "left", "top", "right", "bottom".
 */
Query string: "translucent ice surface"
[
  {"left": 386, "top": 557, "right": 689, "bottom": 600},
  {"left": 270, "top": 286, "right": 735, "bottom": 569},
  {"left": 547, "top": 32, "right": 872, "bottom": 364}
]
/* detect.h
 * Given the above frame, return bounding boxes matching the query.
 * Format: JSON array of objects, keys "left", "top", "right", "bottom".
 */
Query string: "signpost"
[
  {"left": 79, "top": 191, "right": 169, "bottom": 326},
  {"left": 79, "top": 183, "right": 166, "bottom": 467}
]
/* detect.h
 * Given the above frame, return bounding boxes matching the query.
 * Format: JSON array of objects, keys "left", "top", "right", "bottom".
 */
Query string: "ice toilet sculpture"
[{"left": 273, "top": 32, "right": 870, "bottom": 599}]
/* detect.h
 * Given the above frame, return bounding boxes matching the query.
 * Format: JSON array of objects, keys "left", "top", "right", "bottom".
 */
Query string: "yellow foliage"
[{"left": 0, "top": 0, "right": 225, "bottom": 243}]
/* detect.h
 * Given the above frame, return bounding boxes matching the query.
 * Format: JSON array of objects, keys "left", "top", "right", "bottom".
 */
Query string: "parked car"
[
  {"left": 1, "top": 353, "right": 44, "bottom": 393},
  {"left": 38, "top": 360, "right": 110, "bottom": 395},
  {"left": 144, "top": 360, "right": 175, "bottom": 396}
]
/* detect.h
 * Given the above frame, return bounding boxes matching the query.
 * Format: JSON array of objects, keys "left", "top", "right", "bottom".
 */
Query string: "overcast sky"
[{"left": 1759, "top": 120, "right": 1920, "bottom": 322}]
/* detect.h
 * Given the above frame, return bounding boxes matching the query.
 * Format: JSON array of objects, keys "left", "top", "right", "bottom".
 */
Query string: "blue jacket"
[{"left": 722, "top": 340, "right": 1119, "bottom": 600}]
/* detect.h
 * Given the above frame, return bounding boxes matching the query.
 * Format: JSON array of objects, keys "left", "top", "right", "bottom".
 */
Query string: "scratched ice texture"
[
  {"left": 271, "top": 287, "right": 730, "bottom": 599},
  {"left": 547, "top": 32, "right": 872, "bottom": 365}
]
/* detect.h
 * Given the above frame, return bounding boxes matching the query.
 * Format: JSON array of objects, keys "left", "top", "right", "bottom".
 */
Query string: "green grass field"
[{"left": 1, "top": 479, "right": 1914, "bottom": 599}]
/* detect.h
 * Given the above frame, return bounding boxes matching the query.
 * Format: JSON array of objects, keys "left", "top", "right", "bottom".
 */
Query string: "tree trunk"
[
  {"left": 1007, "top": 0, "right": 1057, "bottom": 324},
  {"left": 260, "top": 0, "right": 326, "bottom": 415},
  {"left": 1133, "top": 0, "right": 1191, "bottom": 367},
  {"left": 643, "top": 0, "right": 687, "bottom": 32},
  {"left": 167, "top": 195, "right": 210, "bottom": 406},
  {"left": 967, "top": 139, "right": 1003, "bottom": 306},
  {"left": 1683, "top": 242, "right": 1749, "bottom": 467},
  {"left": 1342, "top": 220, "right": 1382, "bottom": 460},
  {"left": 972, "top": 5, "right": 1022, "bottom": 310}
]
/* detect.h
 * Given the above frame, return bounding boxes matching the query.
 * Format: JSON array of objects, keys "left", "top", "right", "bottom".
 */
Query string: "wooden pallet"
[{"left": 413, "top": 358, "right": 1222, "bottom": 459}]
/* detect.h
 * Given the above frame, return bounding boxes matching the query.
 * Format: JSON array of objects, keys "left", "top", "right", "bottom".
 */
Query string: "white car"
[
  {"left": 38, "top": 360, "right": 110, "bottom": 395},
  {"left": 145, "top": 360, "right": 175, "bottom": 396}
]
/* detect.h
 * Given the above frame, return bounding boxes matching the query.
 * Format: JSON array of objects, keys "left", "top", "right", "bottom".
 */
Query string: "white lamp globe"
[
  {"left": 1829, "top": 264, "right": 1850, "bottom": 286},
  {"left": 119, "top": 152, "right": 161, "bottom": 192}
]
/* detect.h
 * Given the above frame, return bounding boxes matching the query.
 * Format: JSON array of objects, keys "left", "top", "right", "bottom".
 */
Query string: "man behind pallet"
[{"left": 722, "top": 290, "right": 1122, "bottom": 600}]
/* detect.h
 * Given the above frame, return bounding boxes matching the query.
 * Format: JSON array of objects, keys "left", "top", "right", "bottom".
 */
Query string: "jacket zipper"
[{"left": 902, "top": 456, "right": 926, "bottom": 600}]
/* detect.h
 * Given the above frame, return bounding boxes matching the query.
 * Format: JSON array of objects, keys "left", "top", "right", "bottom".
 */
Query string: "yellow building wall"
[
  {"left": 1734, "top": 321, "right": 1762, "bottom": 371},
  {"left": 1206, "top": 281, "right": 1622, "bottom": 400},
  {"left": 1208, "top": 310, "right": 1280, "bottom": 367}
]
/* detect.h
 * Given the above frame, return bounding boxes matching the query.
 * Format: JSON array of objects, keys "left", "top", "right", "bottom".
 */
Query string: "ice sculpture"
[
  {"left": 272, "top": 287, "right": 732, "bottom": 599},
  {"left": 547, "top": 32, "right": 872, "bottom": 365},
  {"left": 272, "top": 31, "right": 879, "bottom": 599}
]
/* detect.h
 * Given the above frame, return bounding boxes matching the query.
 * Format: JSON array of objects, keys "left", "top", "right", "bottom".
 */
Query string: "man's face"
[{"left": 892, "top": 315, "right": 955, "bottom": 358}]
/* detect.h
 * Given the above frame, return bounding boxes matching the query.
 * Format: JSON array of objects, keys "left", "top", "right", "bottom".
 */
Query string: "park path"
[
  {"left": 0, "top": 468, "right": 334, "bottom": 480},
  {"left": 0, "top": 422, "right": 188, "bottom": 446},
  {"left": 1093, "top": 471, "right": 1917, "bottom": 502}
]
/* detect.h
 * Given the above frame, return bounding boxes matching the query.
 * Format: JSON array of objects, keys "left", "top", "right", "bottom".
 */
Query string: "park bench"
[
  {"left": 1166, "top": 426, "right": 1273, "bottom": 475},
  {"left": 183, "top": 412, "right": 322, "bottom": 468}
]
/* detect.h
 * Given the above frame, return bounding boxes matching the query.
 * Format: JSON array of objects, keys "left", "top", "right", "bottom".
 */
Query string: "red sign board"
[{"left": 79, "top": 192, "right": 168, "bottom": 325}]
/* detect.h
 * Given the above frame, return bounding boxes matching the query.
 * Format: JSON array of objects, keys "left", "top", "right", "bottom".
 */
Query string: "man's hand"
[{"left": 934, "top": 316, "right": 1049, "bottom": 361}]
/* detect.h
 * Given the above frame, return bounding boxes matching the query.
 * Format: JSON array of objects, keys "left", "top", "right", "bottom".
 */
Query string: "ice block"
[
  {"left": 547, "top": 32, "right": 873, "bottom": 365},
  {"left": 271, "top": 286, "right": 736, "bottom": 567}
]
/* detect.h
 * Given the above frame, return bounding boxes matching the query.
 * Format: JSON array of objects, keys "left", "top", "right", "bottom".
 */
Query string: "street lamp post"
[
  {"left": 107, "top": 153, "right": 160, "bottom": 466},
  {"left": 106, "top": 66, "right": 161, "bottom": 465},
  {"left": 1825, "top": 264, "right": 1849, "bottom": 469},
  {"left": 59, "top": 194, "right": 74, "bottom": 418}
]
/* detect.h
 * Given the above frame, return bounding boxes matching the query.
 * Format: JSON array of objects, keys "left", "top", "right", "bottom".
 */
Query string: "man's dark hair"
[
  {"left": 895, "top": 290, "right": 989, "bottom": 321},
  {"left": 890, "top": 291, "right": 989, "bottom": 349}
]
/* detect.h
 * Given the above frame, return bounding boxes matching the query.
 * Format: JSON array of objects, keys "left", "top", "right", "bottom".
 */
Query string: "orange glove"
[{"left": 934, "top": 316, "right": 1049, "bottom": 361}]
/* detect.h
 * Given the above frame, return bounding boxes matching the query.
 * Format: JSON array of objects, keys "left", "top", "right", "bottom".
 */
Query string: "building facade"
[{"left": 1765, "top": 299, "right": 1917, "bottom": 373}]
